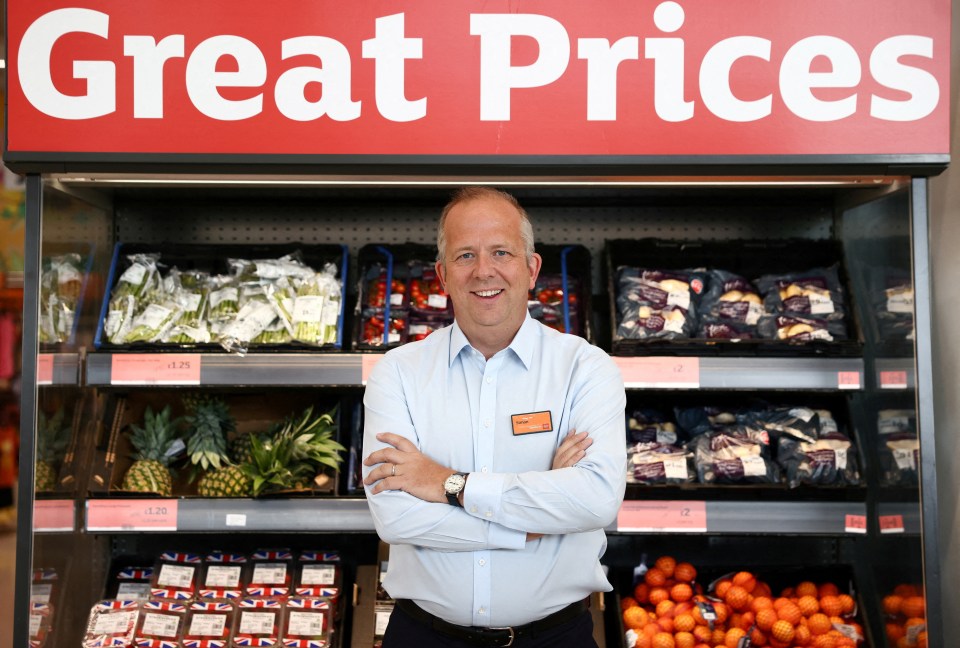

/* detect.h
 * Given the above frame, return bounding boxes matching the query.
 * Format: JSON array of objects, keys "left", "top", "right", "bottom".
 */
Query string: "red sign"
[
  {"left": 5, "top": 0, "right": 950, "bottom": 161},
  {"left": 617, "top": 500, "right": 707, "bottom": 532},
  {"left": 33, "top": 499, "right": 75, "bottom": 532},
  {"left": 614, "top": 357, "right": 700, "bottom": 388},
  {"left": 86, "top": 499, "right": 178, "bottom": 531},
  {"left": 111, "top": 353, "right": 201, "bottom": 385}
]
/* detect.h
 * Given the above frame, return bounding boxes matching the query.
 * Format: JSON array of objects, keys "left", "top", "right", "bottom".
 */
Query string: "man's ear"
[
  {"left": 435, "top": 259, "right": 447, "bottom": 290},
  {"left": 527, "top": 252, "right": 543, "bottom": 289}
]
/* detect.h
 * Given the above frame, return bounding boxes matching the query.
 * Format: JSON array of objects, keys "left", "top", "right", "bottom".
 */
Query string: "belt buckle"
[{"left": 488, "top": 627, "right": 515, "bottom": 647}]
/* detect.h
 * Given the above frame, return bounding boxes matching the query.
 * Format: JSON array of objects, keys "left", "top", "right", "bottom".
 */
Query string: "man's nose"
[{"left": 473, "top": 254, "right": 495, "bottom": 278}]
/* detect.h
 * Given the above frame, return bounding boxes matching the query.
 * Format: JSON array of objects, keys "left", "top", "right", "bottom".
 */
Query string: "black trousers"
[{"left": 382, "top": 602, "right": 599, "bottom": 648}]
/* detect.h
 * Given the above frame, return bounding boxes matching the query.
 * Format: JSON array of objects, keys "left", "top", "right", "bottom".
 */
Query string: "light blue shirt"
[{"left": 362, "top": 314, "right": 627, "bottom": 627}]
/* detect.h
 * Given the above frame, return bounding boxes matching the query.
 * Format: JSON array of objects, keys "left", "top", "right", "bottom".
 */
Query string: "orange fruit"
[
  {"left": 756, "top": 607, "right": 778, "bottom": 631},
  {"left": 712, "top": 628, "right": 727, "bottom": 646},
  {"left": 819, "top": 595, "right": 843, "bottom": 617},
  {"left": 769, "top": 639, "right": 791, "bottom": 648},
  {"left": 674, "top": 613, "right": 696, "bottom": 633},
  {"left": 807, "top": 612, "right": 832, "bottom": 636},
  {"left": 837, "top": 593, "right": 855, "bottom": 615},
  {"left": 656, "top": 599, "right": 676, "bottom": 619},
  {"left": 882, "top": 594, "right": 903, "bottom": 616},
  {"left": 894, "top": 583, "right": 921, "bottom": 598},
  {"left": 674, "top": 601, "right": 694, "bottom": 617},
  {"left": 918, "top": 630, "right": 928, "bottom": 648},
  {"left": 674, "top": 631, "right": 695, "bottom": 648},
  {"left": 655, "top": 555, "right": 677, "bottom": 578},
  {"left": 797, "top": 595, "right": 820, "bottom": 617},
  {"left": 754, "top": 581, "right": 773, "bottom": 599},
  {"left": 649, "top": 587, "right": 671, "bottom": 606},
  {"left": 671, "top": 583, "right": 694, "bottom": 603},
  {"left": 732, "top": 571, "right": 757, "bottom": 593},
  {"left": 674, "top": 562, "right": 697, "bottom": 583},
  {"left": 725, "top": 585, "right": 751, "bottom": 611},
  {"left": 749, "top": 627, "right": 767, "bottom": 646},
  {"left": 812, "top": 635, "right": 837, "bottom": 648},
  {"left": 777, "top": 602, "right": 802, "bottom": 626},
  {"left": 770, "top": 619, "right": 796, "bottom": 644},
  {"left": 751, "top": 596, "right": 774, "bottom": 612},
  {"left": 715, "top": 579, "right": 733, "bottom": 599},
  {"left": 646, "top": 567, "right": 668, "bottom": 587},
  {"left": 624, "top": 605, "right": 650, "bottom": 630},
  {"left": 692, "top": 625, "right": 713, "bottom": 644},
  {"left": 886, "top": 622, "right": 905, "bottom": 642},
  {"left": 795, "top": 624, "right": 813, "bottom": 646},
  {"left": 621, "top": 595, "right": 639, "bottom": 611},
  {"left": 634, "top": 633, "right": 652, "bottom": 648},
  {"left": 724, "top": 627, "right": 747, "bottom": 648},
  {"left": 818, "top": 582, "right": 840, "bottom": 598},
  {"left": 796, "top": 581, "right": 818, "bottom": 598},
  {"left": 651, "top": 631, "right": 676, "bottom": 648},
  {"left": 772, "top": 596, "right": 792, "bottom": 610},
  {"left": 634, "top": 583, "right": 651, "bottom": 604},
  {"left": 713, "top": 601, "right": 730, "bottom": 624},
  {"left": 901, "top": 595, "right": 926, "bottom": 619},
  {"left": 656, "top": 615, "right": 674, "bottom": 633}
]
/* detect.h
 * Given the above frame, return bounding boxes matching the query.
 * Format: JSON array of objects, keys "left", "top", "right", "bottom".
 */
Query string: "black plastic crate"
[{"left": 532, "top": 243, "right": 594, "bottom": 342}]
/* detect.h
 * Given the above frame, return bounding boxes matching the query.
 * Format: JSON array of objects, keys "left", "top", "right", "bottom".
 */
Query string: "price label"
[
  {"left": 37, "top": 354, "right": 54, "bottom": 385},
  {"left": 614, "top": 357, "right": 701, "bottom": 389},
  {"left": 361, "top": 354, "right": 384, "bottom": 385},
  {"left": 837, "top": 371, "right": 861, "bottom": 390},
  {"left": 844, "top": 514, "right": 868, "bottom": 534},
  {"left": 880, "top": 370, "right": 909, "bottom": 390},
  {"left": 33, "top": 500, "right": 75, "bottom": 532},
  {"left": 111, "top": 354, "right": 201, "bottom": 385},
  {"left": 87, "top": 499, "right": 178, "bottom": 531},
  {"left": 617, "top": 500, "right": 707, "bottom": 532},
  {"left": 879, "top": 514, "right": 906, "bottom": 534}
]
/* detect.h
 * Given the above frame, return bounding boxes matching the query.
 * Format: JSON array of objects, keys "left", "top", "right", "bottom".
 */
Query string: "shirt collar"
[{"left": 448, "top": 313, "right": 537, "bottom": 369}]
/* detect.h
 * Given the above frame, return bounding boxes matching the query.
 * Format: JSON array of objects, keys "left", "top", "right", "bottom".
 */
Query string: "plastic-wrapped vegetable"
[
  {"left": 628, "top": 442, "right": 693, "bottom": 484},
  {"left": 696, "top": 269, "right": 765, "bottom": 339},
  {"left": 615, "top": 267, "right": 706, "bottom": 340},
  {"left": 877, "top": 409, "right": 919, "bottom": 486},
  {"left": 688, "top": 428, "right": 780, "bottom": 484}
]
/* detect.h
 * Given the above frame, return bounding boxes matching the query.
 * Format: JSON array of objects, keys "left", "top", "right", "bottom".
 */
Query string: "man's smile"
[{"left": 473, "top": 289, "right": 504, "bottom": 298}]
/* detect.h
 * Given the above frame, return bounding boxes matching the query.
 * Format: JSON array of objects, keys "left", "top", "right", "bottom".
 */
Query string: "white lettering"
[
  {"left": 124, "top": 36, "right": 185, "bottom": 118},
  {"left": 471, "top": 14, "right": 570, "bottom": 121},
  {"left": 870, "top": 36, "right": 938, "bottom": 121},
  {"left": 362, "top": 14, "right": 425, "bottom": 122},
  {"left": 644, "top": 2, "right": 693, "bottom": 122},
  {"left": 780, "top": 36, "right": 860, "bottom": 122},
  {"left": 578, "top": 38, "right": 639, "bottom": 121},
  {"left": 276, "top": 37, "right": 361, "bottom": 122},
  {"left": 185, "top": 35, "right": 266, "bottom": 121},
  {"left": 18, "top": 8, "right": 115, "bottom": 119},
  {"left": 700, "top": 37, "right": 772, "bottom": 122}
]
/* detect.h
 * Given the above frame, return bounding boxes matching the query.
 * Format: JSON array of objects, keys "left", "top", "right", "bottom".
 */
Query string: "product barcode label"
[
  {"left": 287, "top": 611, "right": 324, "bottom": 635},
  {"left": 301, "top": 565, "right": 336, "bottom": 585},
  {"left": 157, "top": 564, "right": 195, "bottom": 588},
  {"left": 93, "top": 611, "right": 136, "bottom": 634},
  {"left": 251, "top": 563, "right": 287, "bottom": 585},
  {"left": 141, "top": 613, "right": 181, "bottom": 637},
  {"left": 204, "top": 566, "right": 242, "bottom": 588},
  {"left": 188, "top": 614, "right": 227, "bottom": 636},
  {"left": 239, "top": 611, "right": 277, "bottom": 635}
]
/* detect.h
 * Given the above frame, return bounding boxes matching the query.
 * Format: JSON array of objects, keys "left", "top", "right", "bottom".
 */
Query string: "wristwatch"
[{"left": 443, "top": 472, "right": 468, "bottom": 507}]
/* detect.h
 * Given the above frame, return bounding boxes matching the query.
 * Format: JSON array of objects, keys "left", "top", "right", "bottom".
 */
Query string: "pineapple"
[
  {"left": 241, "top": 432, "right": 314, "bottom": 497},
  {"left": 35, "top": 408, "right": 70, "bottom": 492},
  {"left": 196, "top": 464, "right": 252, "bottom": 498},
  {"left": 183, "top": 394, "right": 235, "bottom": 474},
  {"left": 121, "top": 405, "right": 183, "bottom": 496},
  {"left": 228, "top": 431, "right": 268, "bottom": 465}
]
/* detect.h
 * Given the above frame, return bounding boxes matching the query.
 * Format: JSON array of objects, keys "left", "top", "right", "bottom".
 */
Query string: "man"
[{"left": 362, "top": 187, "right": 627, "bottom": 647}]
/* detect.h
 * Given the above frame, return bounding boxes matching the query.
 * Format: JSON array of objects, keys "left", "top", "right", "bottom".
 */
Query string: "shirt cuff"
[{"left": 463, "top": 472, "right": 526, "bottom": 550}]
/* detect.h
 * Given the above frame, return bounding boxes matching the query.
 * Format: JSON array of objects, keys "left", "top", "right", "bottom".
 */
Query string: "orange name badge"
[{"left": 511, "top": 411, "right": 553, "bottom": 435}]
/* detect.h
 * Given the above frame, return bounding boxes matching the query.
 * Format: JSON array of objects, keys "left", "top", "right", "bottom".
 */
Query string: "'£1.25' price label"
[{"left": 112, "top": 354, "right": 201, "bottom": 385}]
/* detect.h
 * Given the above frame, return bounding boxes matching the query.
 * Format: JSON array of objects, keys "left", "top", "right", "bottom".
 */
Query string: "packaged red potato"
[
  {"left": 756, "top": 264, "right": 847, "bottom": 321},
  {"left": 29, "top": 602, "right": 53, "bottom": 648},
  {"left": 182, "top": 600, "right": 236, "bottom": 648},
  {"left": 31, "top": 568, "right": 58, "bottom": 606},
  {"left": 246, "top": 550, "right": 292, "bottom": 598},
  {"left": 110, "top": 567, "right": 154, "bottom": 602},
  {"left": 134, "top": 600, "right": 186, "bottom": 648},
  {"left": 615, "top": 268, "right": 706, "bottom": 340},
  {"left": 152, "top": 552, "right": 202, "bottom": 601},
  {"left": 280, "top": 598, "right": 334, "bottom": 648},
  {"left": 83, "top": 600, "right": 141, "bottom": 648},
  {"left": 758, "top": 313, "right": 846, "bottom": 342},
  {"left": 232, "top": 599, "right": 282, "bottom": 648},
  {"left": 201, "top": 552, "right": 247, "bottom": 600},
  {"left": 689, "top": 428, "right": 781, "bottom": 484},
  {"left": 407, "top": 262, "right": 451, "bottom": 316},
  {"left": 867, "top": 266, "right": 915, "bottom": 342},
  {"left": 877, "top": 409, "right": 919, "bottom": 487},
  {"left": 294, "top": 551, "right": 341, "bottom": 601},
  {"left": 628, "top": 443, "right": 693, "bottom": 485},
  {"left": 696, "top": 269, "right": 765, "bottom": 339}
]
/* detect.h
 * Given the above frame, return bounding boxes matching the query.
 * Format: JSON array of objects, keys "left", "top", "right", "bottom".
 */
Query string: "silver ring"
[{"left": 391, "top": 464, "right": 396, "bottom": 477}]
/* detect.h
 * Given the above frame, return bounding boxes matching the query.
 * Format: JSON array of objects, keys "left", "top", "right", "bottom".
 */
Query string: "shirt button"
[
  {"left": 485, "top": 512, "right": 492, "bottom": 518},
  {"left": 484, "top": 419, "right": 491, "bottom": 428},
  {"left": 470, "top": 506, "right": 478, "bottom": 513},
  {"left": 478, "top": 559, "right": 486, "bottom": 566},
  {"left": 478, "top": 608, "right": 485, "bottom": 615},
  {"left": 486, "top": 377, "right": 492, "bottom": 384},
  {"left": 481, "top": 466, "right": 488, "bottom": 473}
]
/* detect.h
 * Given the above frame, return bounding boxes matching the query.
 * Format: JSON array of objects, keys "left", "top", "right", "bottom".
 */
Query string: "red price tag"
[
  {"left": 361, "top": 354, "right": 383, "bottom": 385},
  {"left": 86, "top": 499, "right": 178, "bottom": 531},
  {"left": 879, "top": 514, "right": 905, "bottom": 534},
  {"left": 837, "top": 371, "right": 861, "bottom": 390},
  {"left": 37, "top": 354, "right": 54, "bottom": 385},
  {"left": 880, "top": 371, "right": 909, "bottom": 390},
  {"left": 617, "top": 500, "right": 707, "bottom": 532},
  {"left": 111, "top": 354, "right": 201, "bottom": 385},
  {"left": 33, "top": 500, "right": 75, "bottom": 532},
  {"left": 614, "top": 357, "right": 700, "bottom": 389},
  {"left": 844, "top": 514, "right": 868, "bottom": 534}
]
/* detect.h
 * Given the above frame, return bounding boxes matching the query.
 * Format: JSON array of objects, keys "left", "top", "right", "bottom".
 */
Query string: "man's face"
[{"left": 435, "top": 196, "right": 542, "bottom": 347}]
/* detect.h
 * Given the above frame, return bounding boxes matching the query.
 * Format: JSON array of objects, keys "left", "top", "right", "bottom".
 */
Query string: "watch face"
[{"left": 444, "top": 474, "right": 466, "bottom": 495}]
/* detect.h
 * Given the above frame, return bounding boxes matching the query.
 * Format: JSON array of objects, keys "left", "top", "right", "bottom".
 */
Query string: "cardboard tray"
[
  {"left": 94, "top": 242, "right": 349, "bottom": 351},
  {"left": 606, "top": 238, "right": 863, "bottom": 357},
  {"left": 88, "top": 390, "right": 347, "bottom": 498}
]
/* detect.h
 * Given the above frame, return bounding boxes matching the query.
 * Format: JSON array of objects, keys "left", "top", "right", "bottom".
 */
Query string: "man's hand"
[
  {"left": 552, "top": 429, "right": 592, "bottom": 469},
  {"left": 363, "top": 432, "right": 454, "bottom": 503}
]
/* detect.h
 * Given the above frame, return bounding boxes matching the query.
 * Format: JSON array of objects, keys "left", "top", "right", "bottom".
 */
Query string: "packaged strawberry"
[
  {"left": 246, "top": 550, "right": 292, "bottom": 598},
  {"left": 151, "top": 552, "right": 203, "bottom": 601},
  {"left": 407, "top": 262, "right": 450, "bottom": 316},
  {"left": 231, "top": 598, "right": 282, "bottom": 648},
  {"left": 201, "top": 552, "right": 247, "bottom": 600},
  {"left": 406, "top": 314, "right": 451, "bottom": 343},
  {"left": 134, "top": 600, "right": 187, "bottom": 648},
  {"left": 280, "top": 598, "right": 334, "bottom": 648},
  {"left": 29, "top": 602, "right": 54, "bottom": 648},
  {"left": 83, "top": 600, "right": 141, "bottom": 648},
  {"left": 31, "top": 567, "right": 59, "bottom": 607},
  {"left": 182, "top": 600, "right": 236, "bottom": 648},
  {"left": 359, "top": 311, "right": 408, "bottom": 347},
  {"left": 294, "top": 551, "right": 341, "bottom": 600},
  {"left": 363, "top": 268, "right": 407, "bottom": 310},
  {"left": 109, "top": 567, "right": 154, "bottom": 602}
]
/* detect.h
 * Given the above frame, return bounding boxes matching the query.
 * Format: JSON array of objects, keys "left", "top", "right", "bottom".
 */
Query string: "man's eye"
[
  {"left": 494, "top": 250, "right": 509, "bottom": 257},
  {"left": 457, "top": 252, "right": 474, "bottom": 261}
]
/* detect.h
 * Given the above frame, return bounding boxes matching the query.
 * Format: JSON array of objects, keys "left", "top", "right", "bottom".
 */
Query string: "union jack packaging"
[
  {"left": 231, "top": 598, "right": 283, "bottom": 648},
  {"left": 134, "top": 601, "right": 186, "bottom": 648},
  {"left": 83, "top": 599, "right": 140, "bottom": 648}
]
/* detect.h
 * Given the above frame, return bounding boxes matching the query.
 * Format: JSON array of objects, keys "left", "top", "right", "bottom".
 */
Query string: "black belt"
[{"left": 395, "top": 597, "right": 589, "bottom": 647}]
